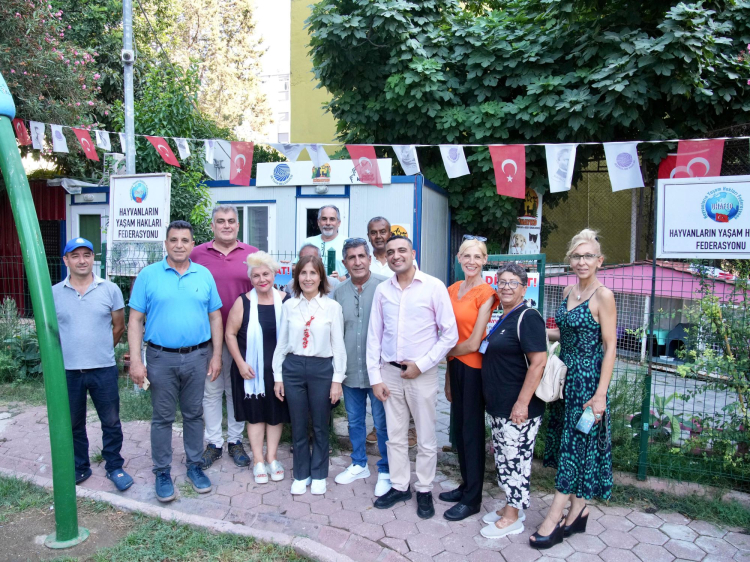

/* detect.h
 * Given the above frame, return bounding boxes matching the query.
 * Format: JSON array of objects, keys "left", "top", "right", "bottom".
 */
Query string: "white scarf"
[{"left": 244, "top": 288, "right": 282, "bottom": 398}]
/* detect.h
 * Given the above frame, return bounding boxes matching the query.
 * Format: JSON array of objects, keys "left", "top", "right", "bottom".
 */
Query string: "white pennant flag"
[
  {"left": 393, "top": 145, "right": 420, "bottom": 175},
  {"left": 306, "top": 144, "right": 329, "bottom": 168},
  {"left": 545, "top": 144, "right": 578, "bottom": 193},
  {"left": 204, "top": 139, "right": 231, "bottom": 180},
  {"left": 204, "top": 139, "right": 216, "bottom": 164},
  {"left": 603, "top": 142, "right": 644, "bottom": 192},
  {"left": 439, "top": 145, "right": 470, "bottom": 178},
  {"left": 50, "top": 125, "right": 69, "bottom": 153},
  {"left": 269, "top": 143, "right": 305, "bottom": 162},
  {"left": 175, "top": 138, "right": 191, "bottom": 160},
  {"left": 95, "top": 130, "right": 111, "bottom": 151},
  {"left": 29, "top": 121, "right": 46, "bottom": 150},
  {"left": 118, "top": 132, "right": 127, "bottom": 151}
]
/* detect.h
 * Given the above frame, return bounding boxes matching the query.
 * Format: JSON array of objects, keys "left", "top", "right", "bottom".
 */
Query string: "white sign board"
[
  {"left": 256, "top": 159, "right": 392, "bottom": 187},
  {"left": 657, "top": 175, "right": 750, "bottom": 259},
  {"left": 107, "top": 173, "right": 171, "bottom": 277}
]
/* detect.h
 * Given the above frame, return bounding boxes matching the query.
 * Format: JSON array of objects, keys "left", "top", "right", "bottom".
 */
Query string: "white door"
[
  {"left": 70, "top": 204, "right": 108, "bottom": 272},
  {"left": 295, "top": 198, "right": 349, "bottom": 250}
]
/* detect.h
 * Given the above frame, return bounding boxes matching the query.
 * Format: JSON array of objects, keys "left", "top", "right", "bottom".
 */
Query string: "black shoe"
[
  {"left": 200, "top": 444, "right": 222, "bottom": 469},
  {"left": 444, "top": 502, "right": 480, "bottom": 521},
  {"left": 75, "top": 468, "right": 92, "bottom": 485},
  {"left": 438, "top": 487, "right": 463, "bottom": 503},
  {"left": 564, "top": 507, "right": 589, "bottom": 537},
  {"left": 416, "top": 491, "right": 435, "bottom": 519},
  {"left": 529, "top": 517, "right": 565, "bottom": 550},
  {"left": 227, "top": 441, "right": 250, "bottom": 467},
  {"left": 374, "top": 487, "right": 412, "bottom": 509}
]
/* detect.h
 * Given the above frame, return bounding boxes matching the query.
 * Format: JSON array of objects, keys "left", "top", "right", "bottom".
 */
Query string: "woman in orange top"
[{"left": 440, "top": 236, "right": 499, "bottom": 522}]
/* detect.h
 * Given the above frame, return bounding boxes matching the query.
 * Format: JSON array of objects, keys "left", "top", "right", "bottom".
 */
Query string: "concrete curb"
[{"left": 0, "top": 466, "right": 357, "bottom": 562}]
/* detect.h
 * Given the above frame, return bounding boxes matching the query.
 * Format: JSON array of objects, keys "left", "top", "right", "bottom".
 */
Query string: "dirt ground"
[{"left": 0, "top": 505, "right": 135, "bottom": 562}]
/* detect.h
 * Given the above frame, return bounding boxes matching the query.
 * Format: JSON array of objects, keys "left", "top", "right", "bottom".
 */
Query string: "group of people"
[{"left": 52, "top": 198, "right": 616, "bottom": 551}]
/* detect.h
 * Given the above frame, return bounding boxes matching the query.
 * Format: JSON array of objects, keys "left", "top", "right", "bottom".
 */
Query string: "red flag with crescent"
[
  {"left": 72, "top": 128, "right": 100, "bottom": 161},
  {"left": 675, "top": 139, "right": 724, "bottom": 178},
  {"left": 346, "top": 145, "right": 382, "bottom": 188},
  {"left": 12, "top": 119, "right": 32, "bottom": 146},
  {"left": 230, "top": 141, "right": 254, "bottom": 186},
  {"left": 489, "top": 145, "right": 526, "bottom": 198},
  {"left": 145, "top": 136, "right": 180, "bottom": 167}
]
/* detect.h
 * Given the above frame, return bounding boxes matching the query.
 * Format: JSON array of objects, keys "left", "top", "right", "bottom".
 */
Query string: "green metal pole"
[{"left": 0, "top": 73, "right": 88, "bottom": 547}]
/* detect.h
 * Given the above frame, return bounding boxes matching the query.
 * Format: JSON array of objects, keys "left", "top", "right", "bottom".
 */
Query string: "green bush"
[{"left": 0, "top": 298, "right": 43, "bottom": 383}]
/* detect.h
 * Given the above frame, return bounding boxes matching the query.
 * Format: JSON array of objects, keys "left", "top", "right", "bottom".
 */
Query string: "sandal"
[
  {"left": 253, "top": 462, "right": 269, "bottom": 484},
  {"left": 267, "top": 460, "right": 285, "bottom": 482}
]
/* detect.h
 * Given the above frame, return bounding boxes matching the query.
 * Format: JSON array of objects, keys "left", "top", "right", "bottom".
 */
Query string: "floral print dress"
[{"left": 543, "top": 292, "right": 613, "bottom": 500}]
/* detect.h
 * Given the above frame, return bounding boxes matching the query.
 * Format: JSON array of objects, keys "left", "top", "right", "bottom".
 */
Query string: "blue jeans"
[
  {"left": 342, "top": 385, "right": 389, "bottom": 473},
  {"left": 66, "top": 365, "right": 124, "bottom": 474}
]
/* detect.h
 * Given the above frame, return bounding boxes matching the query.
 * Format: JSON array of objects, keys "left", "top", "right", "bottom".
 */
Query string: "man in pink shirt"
[
  {"left": 191, "top": 204, "right": 257, "bottom": 469},
  {"left": 367, "top": 235, "right": 458, "bottom": 519}
]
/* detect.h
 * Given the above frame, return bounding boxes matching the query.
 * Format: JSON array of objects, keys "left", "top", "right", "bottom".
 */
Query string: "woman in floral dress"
[{"left": 531, "top": 229, "right": 617, "bottom": 550}]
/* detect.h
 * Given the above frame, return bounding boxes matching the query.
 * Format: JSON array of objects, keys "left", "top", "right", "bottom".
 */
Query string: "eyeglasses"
[
  {"left": 569, "top": 253, "right": 601, "bottom": 263},
  {"left": 497, "top": 280, "right": 524, "bottom": 289},
  {"left": 463, "top": 234, "right": 487, "bottom": 242},
  {"left": 345, "top": 237, "right": 368, "bottom": 244}
]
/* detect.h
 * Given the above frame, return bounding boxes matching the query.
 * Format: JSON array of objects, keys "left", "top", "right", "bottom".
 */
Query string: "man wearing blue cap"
[{"left": 52, "top": 237, "right": 133, "bottom": 492}]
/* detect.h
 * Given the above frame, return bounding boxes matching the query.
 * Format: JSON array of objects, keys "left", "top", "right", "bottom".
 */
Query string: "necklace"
[{"left": 575, "top": 282, "right": 599, "bottom": 301}]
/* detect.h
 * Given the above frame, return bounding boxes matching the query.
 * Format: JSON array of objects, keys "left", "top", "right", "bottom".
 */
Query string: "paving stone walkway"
[{"left": 1, "top": 402, "right": 748, "bottom": 562}]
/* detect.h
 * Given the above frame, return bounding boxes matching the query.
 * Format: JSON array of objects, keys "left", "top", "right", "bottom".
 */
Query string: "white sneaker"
[
  {"left": 253, "top": 462, "right": 269, "bottom": 484},
  {"left": 480, "top": 518, "right": 525, "bottom": 539},
  {"left": 482, "top": 507, "right": 525, "bottom": 524},
  {"left": 291, "top": 477, "right": 312, "bottom": 495},
  {"left": 267, "top": 460, "right": 284, "bottom": 482},
  {"left": 334, "top": 464, "right": 371, "bottom": 485},
  {"left": 374, "top": 472, "right": 392, "bottom": 497},
  {"left": 310, "top": 478, "right": 327, "bottom": 495}
]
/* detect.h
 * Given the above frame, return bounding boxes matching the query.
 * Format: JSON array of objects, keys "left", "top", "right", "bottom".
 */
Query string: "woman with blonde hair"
[
  {"left": 531, "top": 229, "right": 616, "bottom": 549},
  {"left": 440, "top": 235, "right": 499, "bottom": 521},
  {"left": 225, "top": 251, "right": 290, "bottom": 484}
]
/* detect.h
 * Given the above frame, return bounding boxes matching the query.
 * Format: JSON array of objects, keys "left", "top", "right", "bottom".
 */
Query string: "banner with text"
[
  {"left": 107, "top": 173, "right": 171, "bottom": 277},
  {"left": 483, "top": 270, "right": 541, "bottom": 333},
  {"left": 256, "top": 159, "right": 392, "bottom": 187},
  {"left": 656, "top": 174, "right": 750, "bottom": 259}
]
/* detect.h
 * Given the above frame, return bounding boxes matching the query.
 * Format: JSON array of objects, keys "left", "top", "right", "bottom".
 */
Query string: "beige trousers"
[{"left": 380, "top": 363, "right": 438, "bottom": 493}]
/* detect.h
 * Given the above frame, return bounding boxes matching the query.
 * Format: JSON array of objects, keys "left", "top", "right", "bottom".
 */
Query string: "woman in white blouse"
[{"left": 273, "top": 255, "right": 346, "bottom": 495}]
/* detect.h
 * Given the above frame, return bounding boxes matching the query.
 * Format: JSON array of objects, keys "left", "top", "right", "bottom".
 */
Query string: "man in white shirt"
[
  {"left": 367, "top": 216, "right": 394, "bottom": 278},
  {"left": 303, "top": 205, "right": 347, "bottom": 278}
]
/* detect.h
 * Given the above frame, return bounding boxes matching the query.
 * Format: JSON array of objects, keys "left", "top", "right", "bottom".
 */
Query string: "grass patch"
[
  {"left": 178, "top": 480, "right": 199, "bottom": 499},
  {"left": 90, "top": 515, "right": 306, "bottom": 561},
  {"left": 0, "top": 380, "right": 46, "bottom": 405},
  {"left": 90, "top": 448, "right": 104, "bottom": 465},
  {"left": 0, "top": 474, "right": 51, "bottom": 522}
]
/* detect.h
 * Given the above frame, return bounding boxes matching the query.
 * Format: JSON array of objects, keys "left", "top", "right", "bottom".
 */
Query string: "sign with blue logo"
[
  {"left": 271, "top": 163, "right": 293, "bottom": 185},
  {"left": 657, "top": 175, "right": 750, "bottom": 258}
]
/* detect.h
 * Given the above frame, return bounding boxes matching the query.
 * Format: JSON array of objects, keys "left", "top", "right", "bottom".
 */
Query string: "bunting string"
[{"left": 10, "top": 117, "right": 750, "bottom": 196}]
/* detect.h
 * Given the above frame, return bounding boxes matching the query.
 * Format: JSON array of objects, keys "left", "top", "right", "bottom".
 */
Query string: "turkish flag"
[
  {"left": 346, "top": 145, "right": 382, "bottom": 188},
  {"left": 676, "top": 139, "right": 724, "bottom": 178},
  {"left": 72, "top": 128, "right": 100, "bottom": 161},
  {"left": 657, "top": 154, "right": 677, "bottom": 179},
  {"left": 145, "top": 136, "right": 180, "bottom": 167},
  {"left": 12, "top": 119, "right": 32, "bottom": 146},
  {"left": 230, "top": 141, "right": 254, "bottom": 186},
  {"left": 489, "top": 145, "right": 526, "bottom": 198}
]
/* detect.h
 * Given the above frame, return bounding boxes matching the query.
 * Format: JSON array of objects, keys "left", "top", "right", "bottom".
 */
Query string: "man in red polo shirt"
[{"left": 191, "top": 204, "right": 258, "bottom": 468}]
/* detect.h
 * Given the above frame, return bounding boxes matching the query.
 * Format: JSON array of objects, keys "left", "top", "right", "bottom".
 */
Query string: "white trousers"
[{"left": 203, "top": 342, "right": 244, "bottom": 447}]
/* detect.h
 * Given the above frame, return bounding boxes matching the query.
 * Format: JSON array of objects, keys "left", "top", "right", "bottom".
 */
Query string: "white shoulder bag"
[{"left": 517, "top": 308, "right": 567, "bottom": 403}]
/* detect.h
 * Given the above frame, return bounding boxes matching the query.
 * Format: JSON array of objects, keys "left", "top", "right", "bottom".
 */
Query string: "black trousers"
[
  {"left": 283, "top": 354, "right": 333, "bottom": 480},
  {"left": 450, "top": 359, "right": 486, "bottom": 508}
]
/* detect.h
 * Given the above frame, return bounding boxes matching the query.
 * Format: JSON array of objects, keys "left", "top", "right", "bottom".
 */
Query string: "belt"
[
  {"left": 148, "top": 341, "right": 209, "bottom": 354},
  {"left": 389, "top": 361, "right": 407, "bottom": 371}
]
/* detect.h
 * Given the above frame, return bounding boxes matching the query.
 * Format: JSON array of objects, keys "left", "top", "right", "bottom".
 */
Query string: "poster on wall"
[
  {"left": 656, "top": 174, "right": 750, "bottom": 259},
  {"left": 508, "top": 188, "right": 543, "bottom": 254},
  {"left": 482, "top": 269, "right": 541, "bottom": 333},
  {"left": 107, "top": 173, "right": 171, "bottom": 277}
]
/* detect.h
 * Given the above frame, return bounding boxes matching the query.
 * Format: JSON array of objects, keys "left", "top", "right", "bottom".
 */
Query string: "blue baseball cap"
[{"left": 63, "top": 238, "right": 94, "bottom": 256}]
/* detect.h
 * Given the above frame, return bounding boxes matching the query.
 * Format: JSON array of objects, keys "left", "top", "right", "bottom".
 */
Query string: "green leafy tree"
[{"left": 307, "top": 0, "right": 750, "bottom": 240}]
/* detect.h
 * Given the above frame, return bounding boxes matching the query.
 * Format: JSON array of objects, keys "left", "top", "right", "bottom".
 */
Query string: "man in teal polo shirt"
[{"left": 128, "top": 220, "right": 224, "bottom": 502}]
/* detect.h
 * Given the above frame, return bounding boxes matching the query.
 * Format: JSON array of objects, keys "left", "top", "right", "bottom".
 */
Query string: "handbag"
[{"left": 517, "top": 308, "right": 567, "bottom": 403}]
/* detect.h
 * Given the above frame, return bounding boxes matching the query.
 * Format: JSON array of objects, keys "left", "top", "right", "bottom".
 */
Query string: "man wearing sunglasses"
[{"left": 332, "top": 238, "right": 391, "bottom": 497}]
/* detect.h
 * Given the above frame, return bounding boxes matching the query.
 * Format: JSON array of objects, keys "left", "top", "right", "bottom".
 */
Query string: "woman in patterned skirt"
[
  {"left": 531, "top": 229, "right": 617, "bottom": 549},
  {"left": 479, "top": 263, "right": 547, "bottom": 539}
]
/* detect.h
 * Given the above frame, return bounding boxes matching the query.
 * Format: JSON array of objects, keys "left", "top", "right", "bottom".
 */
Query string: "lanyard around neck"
[{"left": 484, "top": 301, "right": 526, "bottom": 342}]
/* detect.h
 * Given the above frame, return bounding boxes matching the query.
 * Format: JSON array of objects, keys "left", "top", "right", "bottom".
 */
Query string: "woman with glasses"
[
  {"left": 272, "top": 255, "right": 346, "bottom": 496},
  {"left": 479, "top": 263, "right": 547, "bottom": 539},
  {"left": 225, "top": 252, "right": 291, "bottom": 485},
  {"left": 531, "top": 229, "right": 616, "bottom": 550},
  {"left": 439, "top": 236, "right": 498, "bottom": 521}
]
